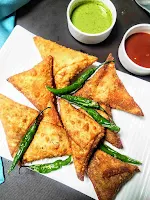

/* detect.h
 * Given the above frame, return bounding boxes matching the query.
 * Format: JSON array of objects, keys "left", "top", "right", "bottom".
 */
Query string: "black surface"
[{"left": 1, "top": 0, "right": 150, "bottom": 200}]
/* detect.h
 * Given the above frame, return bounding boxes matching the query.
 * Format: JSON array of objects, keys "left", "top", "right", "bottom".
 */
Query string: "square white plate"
[{"left": 0, "top": 25, "right": 150, "bottom": 200}]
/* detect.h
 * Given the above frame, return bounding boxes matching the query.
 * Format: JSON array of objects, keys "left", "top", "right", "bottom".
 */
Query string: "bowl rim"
[
  {"left": 67, "top": 0, "right": 117, "bottom": 37},
  {"left": 121, "top": 23, "right": 150, "bottom": 72}
]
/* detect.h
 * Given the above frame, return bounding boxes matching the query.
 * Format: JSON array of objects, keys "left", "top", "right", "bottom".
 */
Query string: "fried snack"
[
  {"left": 34, "top": 36, "right": 97, "bottom": 88},
  {"left": 71, "top": 133, "right": 103, "bottom": 181},
  {"left": 8, "top": 56, "right": 53, "bottom": 111},
  {"left": 23, "top": 103, "right": 71, "bottom": 163},
  {"left": 23, "top": 122, "right": 71, "bottom": 163},
  {"left": 75, "top": 54, "right": 143, "bottom": 116},
  {"left": 0, "top": 94, "right": 38, "bottom": 157},
  {"left": 7, "top": 56, "right": 61, "bottom": 126},
  {"left": 59, "top": 99, "right": 104, "bottom": 148},
  {"left": 59, "top": 99, "right": 104, "bottom": 180},
  {"left": 87, "top": 150, "right": 140, "bottom": 200},
  {"left": 42, "top": 101, "right": 62, "bottom": 127}
]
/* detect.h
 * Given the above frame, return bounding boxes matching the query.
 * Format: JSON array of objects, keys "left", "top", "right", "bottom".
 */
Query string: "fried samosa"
[
  {"left": 0, "top": 94, "right": 38, "bottom": 157},
  {"left": 59, "top": 99, "right": 104, "bottom": 180},
  {"left": 87, "top": 150, "right": 139, "bottom": 200},
  {"left": 7, "top": 56, "right": 61, "bottom": 126},
  {"left": 75, "top": 54, "right": 143, "bottom": 116},
  {"left": 71, "top": 133, "right": 103, "bottom": 181},
  {"left": 23, "top": 116, "right": 71, "bottom": 163},
  {"left": 8, "top": 56, "right": 53, "bottom": 111},
  {"left": 34, "top": 36, "right": 97, "bottom": 88}
]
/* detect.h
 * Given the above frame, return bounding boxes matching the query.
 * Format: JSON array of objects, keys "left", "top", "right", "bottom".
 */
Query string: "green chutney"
[{"left": 71, "top": 1, "right": 112, "bottom": 34}]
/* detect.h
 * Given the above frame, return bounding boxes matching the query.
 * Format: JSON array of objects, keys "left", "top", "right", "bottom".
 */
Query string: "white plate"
[{"left": 0, "top": 25, "right": 150, "bottom": 200}]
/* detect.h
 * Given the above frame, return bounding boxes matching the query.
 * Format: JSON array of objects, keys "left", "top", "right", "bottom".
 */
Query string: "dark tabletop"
[{"left": 1, "top": 0, "right": 150, "bottom": 200}]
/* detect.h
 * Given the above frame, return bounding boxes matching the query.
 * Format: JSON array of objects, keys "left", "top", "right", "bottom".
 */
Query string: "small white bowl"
[
  {"left": 118, "top": 24, "right": 150, "bottom": 75},
  {"left": 66, "top": 0, "right": 117, "bottom": 44}
]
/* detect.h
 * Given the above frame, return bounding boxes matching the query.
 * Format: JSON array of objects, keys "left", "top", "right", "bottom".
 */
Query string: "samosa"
[
  {"left": 75, "top": 54, "right": 143, "bottom": 116},
  {"left": 8, "top": 56, "right": 53, "bottom": 111},
  {"left": 0, "top": 94, "right": 38, "bottom": 157},
  {"left": 23, "top": 111, "right": 71, "bottom": 163},
  {"left": 87, "top": 150, "right": 139, "bottom": 200},
  {"left": 7, "top": 56, "right": 61, "bottom": 126},
  {"left": 59, "top": 99, "right": 104, "bottom": 180},
  {"left": 34, "top": 36, "right": 97, "bottom": 88}
]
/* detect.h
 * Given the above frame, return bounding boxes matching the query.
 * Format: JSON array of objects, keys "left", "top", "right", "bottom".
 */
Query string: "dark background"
[{"left": 1, "top": 0, "right": 150, "bottom": 199}]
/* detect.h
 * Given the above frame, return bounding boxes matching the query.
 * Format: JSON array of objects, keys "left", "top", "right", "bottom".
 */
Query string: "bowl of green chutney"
[{"left": 67, "top": 0, "right": 117, "bottom": 44}]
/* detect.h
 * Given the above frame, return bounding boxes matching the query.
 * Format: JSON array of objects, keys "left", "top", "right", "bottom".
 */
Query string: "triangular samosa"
[
  {"left": 8, "top": 56, "right": 53, "bottom": 111},
  {"left": 87, "top": 150, "right": 139, "bottom": 200},
  {"left": 34, "top": 36, "right": 97, "bottom": 88},
  {"left": 23, "top": 121, "right": 71, "bottom": 163},
  {"left": 75, "top": 54, "right": 143, "bottom": 116},
  {"left": 0, "top": 94, "right": 38, "bottom": 157},
  {"left": 23, "top": 102, "right": 71, "bottom": 163},
  {"left": 7, "top": 56, "right": 62, "bottom": 126},
  {"left": 59, "top": 99, "right": 104, "bottom": 180},
  {"left": 71, "top": 133, "right": 103, "bottom": 181}
]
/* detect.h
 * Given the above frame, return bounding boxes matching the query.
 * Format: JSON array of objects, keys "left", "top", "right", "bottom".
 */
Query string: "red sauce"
[{"left": 125, "top": 32, "right": 150, "bottom": 68}]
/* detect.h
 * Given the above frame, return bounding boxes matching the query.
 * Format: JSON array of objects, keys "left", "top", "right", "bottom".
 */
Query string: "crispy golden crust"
[
  {"left": 59, "top": 99, "right": 104, "bottom": 180},
  {"left": 71, "top": 140, "right": 90, "bottom": 181},
  {"left": 71, "top": 132, "right": 104, "bottom": 181},
  {"left": 87, "top": 150, "right": 139, "bottom": 200},
  {"left": 43, "top": 101, "right": 62, "bottom": 126},
  {"left": 23, "top": 122, "right": 71, "bottom": 163},
  {"left": 7, "top": 56, "right": 62, "bottom": 126},
  {"left": 54, "top": 59, "right": 92, "bottom": 88},
  {"left": 0, "top": 94, "right": 38, "bottom": 157},
  {"left": 59, "top": 99, "right": 104, "bottom": 149},
  {"left": 75, "top": 54, "right": 143, "bottom": 116},
  {"left": 8, "top": 56, "right": 53, "bottom": 111},
  {"left": 34, "top": 36, "right": 97, "bottom": 88}
]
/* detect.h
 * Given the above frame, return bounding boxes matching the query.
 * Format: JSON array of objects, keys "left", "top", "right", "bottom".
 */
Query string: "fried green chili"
[
  {"left": 60, "top": 94, "right": 105, "bottom": 111},
  {"left": 8, "top": 107, "right": 50, "bottom": 174},
  {"left": 28, "top": 156, "right": 72, "bottom": 174},
  {"left": 99, "top": 144, "right": 142, "bottom": 165},
  {"left": 74, "top": 104, "right": 120, "bottom": 132},
  {"left": 46, "top": 60, "right": 114, "bottom": 95}
]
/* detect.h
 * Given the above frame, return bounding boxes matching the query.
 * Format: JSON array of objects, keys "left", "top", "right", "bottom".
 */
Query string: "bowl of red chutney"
[{"left": 118, "top": 24, "right": 150, "bottom": 75}]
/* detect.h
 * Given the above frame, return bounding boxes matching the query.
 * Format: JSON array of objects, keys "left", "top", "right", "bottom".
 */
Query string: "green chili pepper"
[
  {"left": 60, "top": 95, "right": 105, "bottom": 111},
  {"left": 8, "top": 107, "right": 51, "bottom": 174},
  {"left": 46, "top": 60, "right": 114, "bottom": 95},
  {"left": 28, "top": 156, "right": 72, "bottom": 174},
  {"left": 72, "top": 102, "right": 120, "bottom": 132},
  {"left": 99, "top": 144, "right": 142, "bottom": 165},
  {"left": 60, "top": 95, "right": 113, "bottom": 121},
  {"left": 82, "top": 106, "right": 120, "bottom": 132}
]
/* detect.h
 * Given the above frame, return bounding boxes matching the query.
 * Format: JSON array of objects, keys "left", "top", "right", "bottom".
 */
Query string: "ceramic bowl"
[
  {"left": 118, "top": 24, "right": 150, "bottom": 75},
  {"left": 66, "top": 0, "right": 117, "bottom": 44}
]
